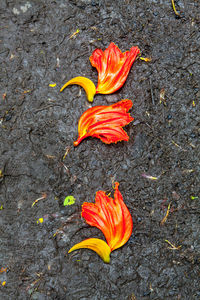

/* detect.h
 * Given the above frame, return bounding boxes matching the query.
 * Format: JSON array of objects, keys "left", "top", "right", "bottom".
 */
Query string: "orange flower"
[
  {"left": 90, "top": 42, "right": 140, "bottom": 95},
  {"left": 82, "top": 182, "right": 133, "bottom": 251},
  {"left": 68, "top": 182, "right": 133, "bottom": 262},
  {"left": 74, "top": 99, "right": 134, "bottom": 146},
  {"left": 60, "top": 43, "right": 140, "bottom": 102}
]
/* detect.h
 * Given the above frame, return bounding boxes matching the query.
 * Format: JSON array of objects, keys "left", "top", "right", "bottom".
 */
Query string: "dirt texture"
[{"left": 0, "top": 0, "right": 200, "bottom": 299}]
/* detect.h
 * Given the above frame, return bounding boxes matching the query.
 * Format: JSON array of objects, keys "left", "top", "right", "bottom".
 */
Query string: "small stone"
[{"left": 13, "top": 8, "right": 20, "bottom": 15}]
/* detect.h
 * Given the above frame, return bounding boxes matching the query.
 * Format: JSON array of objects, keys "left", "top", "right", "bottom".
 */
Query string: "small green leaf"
[{"left": 63, "top": 196, "right": 76, "bottom": 206}]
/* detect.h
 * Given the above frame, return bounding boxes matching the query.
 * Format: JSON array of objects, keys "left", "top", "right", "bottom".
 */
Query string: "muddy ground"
[{"left": 0, "top": 0, "right": 200, "bottom": 299}]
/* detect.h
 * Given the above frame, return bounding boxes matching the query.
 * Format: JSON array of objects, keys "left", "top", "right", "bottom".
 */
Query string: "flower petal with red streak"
[
  {"left": 81, "top": 182, "right": 133, "bottom": 251},
  {"left": 74, "top": 99, "right": 134, "bottom": 146}
]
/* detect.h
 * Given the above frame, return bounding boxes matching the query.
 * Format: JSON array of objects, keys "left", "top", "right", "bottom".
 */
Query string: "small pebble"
[
  {"left": 5, "top": 114, "right": 12, "bottom": 121},
  {"left": 190, "top": 133, "right": 196, "bottom": 138}
]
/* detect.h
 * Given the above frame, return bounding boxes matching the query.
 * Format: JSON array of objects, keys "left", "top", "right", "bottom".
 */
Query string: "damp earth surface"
[{"left": 0, "top": 0, "right": 200, "bottom": 299}]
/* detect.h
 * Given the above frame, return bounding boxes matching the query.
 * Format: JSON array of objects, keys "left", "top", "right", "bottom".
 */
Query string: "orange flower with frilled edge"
[
  {"left": 68, "top": 182, "right": 133, "bottom": 262},
  {"left": 60, "top": 43, "right": 140, "bottom": 102},
  {"left": 73, "top": 99, "right": 134, "bottom": 146},
  {"left": 82, "top": 182, "right": 133, "bottom": 251},
  {"left": 90, "top": 42, "right": 140, "bottom": 95}
]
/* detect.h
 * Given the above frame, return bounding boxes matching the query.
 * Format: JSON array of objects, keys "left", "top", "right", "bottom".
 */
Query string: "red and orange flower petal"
[
  {"left": 73, "top": 99, "right": 134, "bottom": 146},
  {"left": 81, "top": 182, "right": 133, "bottom": 251},
  {"left": 90, "top": 42, "right": 140, "bottom": 94}
]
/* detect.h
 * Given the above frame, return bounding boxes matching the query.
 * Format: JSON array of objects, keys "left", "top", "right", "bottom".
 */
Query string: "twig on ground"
[
  {"left": 161, "top": 203, "right": 171, "bottom": 225},
  {"left": 69, "top": 29, "right": 80, "bottom": 39},
  {"left": 63, "top": 147, "right": 70, "bottom": 160},
  {"left": 149, "top": 77, "right": 155, "bottom": 105},
  {"left": 32, "top": 193, "right": 47, "bottom": 207},
  {"left": 165, "top": 239, "right": 182, "bottom": 250}
]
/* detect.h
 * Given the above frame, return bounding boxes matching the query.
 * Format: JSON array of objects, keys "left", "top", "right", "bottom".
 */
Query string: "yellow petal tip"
[
  {"left": 68, "top": 238, "right": 111, "bottom": 263},
  {"left": 60, "top": 76, "right": 96, "bottom": 102}
]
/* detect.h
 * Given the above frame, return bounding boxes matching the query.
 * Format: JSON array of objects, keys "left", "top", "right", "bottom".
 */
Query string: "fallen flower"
[
  {"left": 90, "top": 42, "right": 140, "bottom": 95},
  {"left": 68, "top": 238, "right": 111, "bottom": 263},
  {"left": 74, "top": 99, "right": 134, "bottom": 146},
  {"left": 68, "top": 182, "right": 133, "bottom": 262},
  {"left": 82, "top": 182, "right": 133, "bottom": 251},
  {"left": 60, "top": 43, "right": 140, "bottom": 102}
]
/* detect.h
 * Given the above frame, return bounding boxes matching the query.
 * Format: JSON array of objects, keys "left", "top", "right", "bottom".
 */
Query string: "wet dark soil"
[{"left": 0, "top": 0, "right": 200, "bottom": 299}]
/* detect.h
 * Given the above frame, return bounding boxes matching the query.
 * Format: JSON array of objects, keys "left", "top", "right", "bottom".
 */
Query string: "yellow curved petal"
[
  {"left": 68, "top": 238, "right": 111, "bottom": 263},
  {"left": 60, "top": 76, "right": 96, "bottom": 102}
]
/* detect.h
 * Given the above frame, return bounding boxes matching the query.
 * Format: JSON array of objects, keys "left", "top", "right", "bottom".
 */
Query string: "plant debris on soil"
[{"left": 0, "top": 0, "right": 200, "bottom": 299}]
